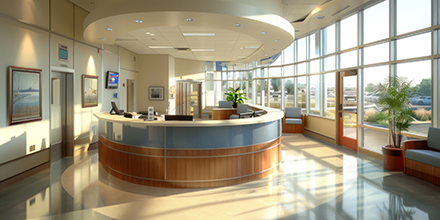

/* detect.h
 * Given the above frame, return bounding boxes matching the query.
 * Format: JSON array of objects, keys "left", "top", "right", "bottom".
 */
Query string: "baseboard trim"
[
  {"left": 304, "top": 129, "right": 336, "bottom": 144},
  {"left": 0, "top": 161, "right": 49, "bottom": 189},
  {"left": 358, "top": 146, "right": 383, "bottom": 161}
]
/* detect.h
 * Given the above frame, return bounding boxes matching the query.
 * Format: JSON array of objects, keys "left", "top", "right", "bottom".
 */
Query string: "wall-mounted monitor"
[
  {"left": 106, "top": 71, "right": 119, "bottom": 89},
  {"left": 59, "top": 44, "right": 68, "bottom": 61}
]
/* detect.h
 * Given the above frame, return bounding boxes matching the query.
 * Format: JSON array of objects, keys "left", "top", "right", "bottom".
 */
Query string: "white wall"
[
  {"left": 137, "top": 55, "right": 170, "bottom": 112},
  {"left": 175, "top": 58, "right": 205, "bottom": 80},
  {"left": 0, "top": 15, "right": 50, "bottom": 181},
  {"left": 73, "top": 43, "right": 102, "bottom": 147},
  {"left": 102, "top": 44, "right": 119, "bottom": 114},
  {"left": 119, "top": 47, "right": 138, "bottom": 111}
]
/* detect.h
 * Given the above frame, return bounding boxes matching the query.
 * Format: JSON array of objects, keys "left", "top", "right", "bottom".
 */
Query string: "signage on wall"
[{"left": 59, "top": 44, "right": 68, "bottom": 62}]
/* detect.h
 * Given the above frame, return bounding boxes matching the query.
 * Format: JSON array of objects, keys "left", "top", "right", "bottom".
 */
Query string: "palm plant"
[
  {"left": 375, "top": 76, "right": 414, "bottom": 148},
  {"left": 225, "top": 87, "right": 248, "bottom": 107}
]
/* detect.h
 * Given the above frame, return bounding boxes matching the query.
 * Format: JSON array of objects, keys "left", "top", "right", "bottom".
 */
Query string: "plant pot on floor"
[{"left": 382, "top": 145, "right": 403, "bottom": 171}]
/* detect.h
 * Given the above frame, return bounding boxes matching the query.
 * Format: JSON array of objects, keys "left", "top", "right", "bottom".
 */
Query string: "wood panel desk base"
[
  {"left": 212, "top": 108, "right": 237, "bottom": 120},
  {"left": 99, "top": 135, "right": 282, "bottom": 188}
]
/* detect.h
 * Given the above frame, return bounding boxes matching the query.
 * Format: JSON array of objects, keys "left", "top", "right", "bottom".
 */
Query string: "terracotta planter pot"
[{"left": 382, "top": 145, "right": 403, "bottom": 171}]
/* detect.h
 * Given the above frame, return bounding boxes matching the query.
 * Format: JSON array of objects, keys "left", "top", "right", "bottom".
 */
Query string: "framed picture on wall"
[
  {"left": 82, "top": 75, "right": 99, "bottom": 108},
  {"left": 8, "top": 66, "right": 42, "bottom": 125},
  {"left": 149, "top": 86, "right": 164, "bottom": 101}
]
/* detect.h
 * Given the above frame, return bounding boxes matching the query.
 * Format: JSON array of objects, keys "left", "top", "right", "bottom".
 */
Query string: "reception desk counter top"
[
  {"left": 93, "top": 104, "right": 284, "bottom": 127},
  {"left": 95, "top": 104, "right": 283, "bottom": 188}
]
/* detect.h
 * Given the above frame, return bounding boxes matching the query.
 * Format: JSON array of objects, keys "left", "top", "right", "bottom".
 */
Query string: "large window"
[
  {"left": 397, "top": 32, "right": 431, "bottom": 60},
  {"left": 270, "top": 79, "right": 282, "bottom": 108},
  {"left": 340, "top": 14, "right": 358, "bottom": 50},
  {"left": 364, "top": 42, "right": 389, "bottom": 65},
  {"left": 297, "top": 63, "right": 307, "bottom": 75},
  {"left": 363, "top": 65, "right": 389, "bottom": 128},
  {"left": 340, "top": 50, "right": 357, "bottom": 69},
  {"left": 284, "top": 43, "right": 294, "bottom": 64},
  {"left": 397, "top": 0, "right": 431, "bottom": 35},
  {"left": 284, "top": 78, "right": 295, "bottom": 108},
  {"left": 323, "top": 55, "right": 335, "bottom": 71},
  {"left": 364, "top": 0, "right": 389, "bottom": 44},
  {"left": 297, "top": 37, "right": 307, "bottom": 62},
  {"left": 283, "top": 65, "right": 294, "bottom": 76},
  {"left": 397, "top": 60, "right": 432, "bottom": 135},
  {"left": 322, "top": 24, "right": 336, "bottom": 55},
  {"left": 310, "top": 75, "right": 320, "bottom": 115},
  {"left": 204, "top": 0, "right": 436, "bottom": 145},
  {"left": 324, "top": 72, "right": 335, "bottom": 118},
  {"left": 297, "top": 77, "right": 307, "bottom": 112},
  {"left": 310, "top": 32, "right": 319, "bottom": 59}
]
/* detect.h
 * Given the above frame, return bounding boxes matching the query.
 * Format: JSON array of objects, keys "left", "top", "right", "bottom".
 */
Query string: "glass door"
[{"left": 338, "top": 70, "right": 358, "bottom": 151}]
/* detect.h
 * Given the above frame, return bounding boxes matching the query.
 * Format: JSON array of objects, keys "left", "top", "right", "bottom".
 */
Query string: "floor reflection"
[{"left": 0, "top": 134, "right": 439, "bottom": 219}]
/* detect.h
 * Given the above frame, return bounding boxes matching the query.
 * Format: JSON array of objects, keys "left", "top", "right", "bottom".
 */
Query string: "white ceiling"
[
  {"left": 115, "top": 26, "right": 261, "bottom": 60},
  {"left": 70, "top": 0, "right": 381, "bottom": 62}
]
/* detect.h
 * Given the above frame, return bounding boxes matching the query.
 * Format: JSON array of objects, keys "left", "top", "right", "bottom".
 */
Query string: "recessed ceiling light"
[
  {"left": 240, "top": 47, "right": 243, "bottom": 49},
  {"left": 105, "top": 27, "right": 113, "bottom": 31},
  {"left": 134, "top": 19, "right": 143, "bottom": 23},
  {"left": 243, "top": 46, "right": 259, "bottom": 49},
  {"left": 191, "top": 49, "right": 215, "bottom": 52},
  {"left": 150, "top": 33, "right": 155, "bottom": 36},
  {"left": 196, "top": 56, "right": 215, "bottom": 59},
  {"left": 98, "top": 38, "right": 105, "bottom": 40},
  {"left": 261, "top": 31, "right": 268, "bottom": 34},
  {"left": 274, "top": 39, "right": 280, "bottom": 42},
  {"left": 149, "top": 46, "right": 174, "bottom": 49},
  {"left": 233, "top": 24, "right": 241, "bottom": 27},
  {"left": 146, "top": 32, "right": 150, "bottom": 35},
  {"left": 314, "top": 16, "right": 325, "bottom": 19},
  {"left": 185, "top": 18, "right": 194, "bottom": 22},
  {"left": 183, "top": 33, "right": 215, "bottom": 37}
]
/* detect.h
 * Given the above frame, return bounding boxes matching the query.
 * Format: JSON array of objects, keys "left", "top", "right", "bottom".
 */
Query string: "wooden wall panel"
[
  {"left": 166, "top": 155, "right": 253, "bottom": 180},
  {"left": 99, "top": 135, "right": 164, "bottom": 156},
  {"left": 99, "top": 134, "right": 281, "bottom": 188},
  {"left": 254, "top": 145, "right": 281, "bottom": 173},
  {"left": 100, "top": 161, "right": 277, "bottom": 188},
  {"left": 254, "top": 138, "right": 281, "bottom": 151},
  {"left": 99, "top": 140, "right": 165, "bottom": 180},
  {"left": 166, "top": 146, "right": 252, "bottom": 157},
  {"left": 212, "top": 108, "right": 237, "bottom": 120}
]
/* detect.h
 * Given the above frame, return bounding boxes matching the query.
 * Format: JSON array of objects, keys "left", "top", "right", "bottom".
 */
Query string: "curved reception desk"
[{"left": 94, "top": 105, "right": 284, "bottom": 188}]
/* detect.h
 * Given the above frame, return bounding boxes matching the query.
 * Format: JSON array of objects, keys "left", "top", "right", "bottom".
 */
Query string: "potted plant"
[
  {"left": 225, "top": 87, "right": 248, "bottom": 108},
  {"left": 375, "top": 76, "right": 414, "bottom": 171}
]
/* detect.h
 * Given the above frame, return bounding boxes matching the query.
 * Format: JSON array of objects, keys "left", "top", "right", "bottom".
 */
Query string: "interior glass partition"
[{"left": 176, "top": 80, "right": 203, "bottom": 118}]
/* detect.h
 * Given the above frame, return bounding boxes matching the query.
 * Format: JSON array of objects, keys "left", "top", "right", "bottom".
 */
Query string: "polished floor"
[{"left": 1, "top": 134, "right": 440, "bottom": 219}]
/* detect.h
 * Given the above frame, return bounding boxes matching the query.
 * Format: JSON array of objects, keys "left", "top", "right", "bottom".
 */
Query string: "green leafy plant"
[
  {"left": 225, "top": 87, "right": 248, "bottom": 107},
  {"left": 375, "top": 76, "right": 414, "bottom": 148}
]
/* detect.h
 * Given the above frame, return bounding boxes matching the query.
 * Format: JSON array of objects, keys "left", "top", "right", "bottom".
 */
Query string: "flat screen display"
[
  {"left": 106, "top": 71, "right": 119, "bottom": 89},
  {"left": 59, "top": 44, "right": 68, "bottom": 61}
]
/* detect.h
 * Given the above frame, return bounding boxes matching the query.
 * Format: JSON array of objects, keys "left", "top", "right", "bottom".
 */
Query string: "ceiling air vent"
[
  {"left": 175, "top": 48, "right": 190, "bottom": 51},
  {"left": 332, "top": 5, "right": 350, "bottom": 16},
  {"left": 321, "top": 0, "right": 332, "bottom": 5}
]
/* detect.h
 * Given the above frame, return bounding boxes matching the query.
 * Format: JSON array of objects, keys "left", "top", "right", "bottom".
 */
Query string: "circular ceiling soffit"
[{"left": 83, "top": 0, "right": 295, "bottom": 62}]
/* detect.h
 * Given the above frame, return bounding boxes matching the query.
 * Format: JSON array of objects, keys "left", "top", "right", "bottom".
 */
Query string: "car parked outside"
[
  {"left": 371, "top": 94, "right": 381, "bottom": 103},
  {"left": 364, "top": 93, "right": 373, "bottom": 102},
  {"left": 413, "top": 96, "right": 431, "bottom": 105},
  {"left": 408, "top": 96, "right": 420, "bottom": 104}
]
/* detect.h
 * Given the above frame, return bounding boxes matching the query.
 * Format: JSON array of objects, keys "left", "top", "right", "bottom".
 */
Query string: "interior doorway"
[
  {"left": 126, "top": 79, "right": 135, "bottom": 112},
  {"left": 50, "top": 71, "right": 74, "bottom": 161},
  {"left": 336, "top": 69, "right": 358, "bottom": 151}
]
